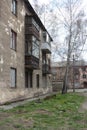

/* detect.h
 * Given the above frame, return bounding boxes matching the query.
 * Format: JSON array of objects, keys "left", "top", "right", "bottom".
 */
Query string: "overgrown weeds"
[{"left": 0, "top": 93, "right": 86, "bottom": 130}]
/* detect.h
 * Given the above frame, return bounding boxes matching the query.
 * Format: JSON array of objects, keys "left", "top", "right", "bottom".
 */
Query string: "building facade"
[
  {"left": 0, "top": 0, "right": 52, "bottom": 104},
  {"left": 51, "top": 61, "right": 87, "bottom": 90}
]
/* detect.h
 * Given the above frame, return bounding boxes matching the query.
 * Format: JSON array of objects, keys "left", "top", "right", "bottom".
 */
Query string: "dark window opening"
[
  {"left": 82, "top": 67, "right": 86, "bottom": 71},
  {"left": 43, "top": 32, "right": 46, "bottom": 42},
  {"left": 10, "top": 29, "right": 17, "bottom": 51},
  {"left": 36, "top": 74, "right": 39, "bottom": 88},
  {"left": 25, "top": 72, "right": 28, "bottom": 88},
  {"left": 42, "top": 53, "right": 46, "bottom": 64},
  {"left": 83, "top": 74, "right": 86, "bottom": 78},
  {"left": 25, "top": 71, "right": 33, "bottom": 88}
]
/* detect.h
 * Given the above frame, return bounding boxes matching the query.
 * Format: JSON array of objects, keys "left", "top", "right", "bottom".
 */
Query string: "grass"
[{"left": 0, "top": 93, "right": 86, "bottom": 130}]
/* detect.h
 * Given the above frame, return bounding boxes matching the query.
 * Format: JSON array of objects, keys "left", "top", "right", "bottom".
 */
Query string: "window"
[
  {"left": 32, "top": 18, "right": 39, "bottom": 31},
  {"left": 83, "top": 74, "right": 86, "bottom": 78},
  {"left": 32, "top": 36, "right": 39, "bottom": 58},
  {"left": 43, "top": 32, "right": 46, "bottom": 42},
  {"left": 25, "top": 71, "right": 33, "bottom": 88},
  {"left": 36, "top": 74, "right": 39, "bottom": 88},
  {"left": 10, "top": 68, "right": 16, "bottom": 88},
  {"left": 11, "top": 0, "right": 17, "bottom": 15},
  {"left": 25, "top": 40, "right": 32, "bottom": 55},
  {"left": 82, "top": 67, "right": 86, "bottom": 71},
  {"left": 25, "top": 72, "right": 28, "bottom": 88},
  {"left": 75, "top": 75, "right": 79, "bottom": 80},
  {"left": 10, "top": 30, "right": 17, "bottom": 51},
  {"left": 25, "top": 35, "right": 39, "bottom": 58},
  {"left": 42, "top": 53, "right": 46, "bottom": 64}
]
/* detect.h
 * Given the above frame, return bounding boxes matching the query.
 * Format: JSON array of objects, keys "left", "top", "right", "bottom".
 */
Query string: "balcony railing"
[
  {"left": 25, "top": 55, "right": 39, "bottom": 69},
  {"left": 25, "top": 25, "right": 39, "bottom": 39},
  {"left": 25, "top": 16, "right": 40, "bottom": 40},
  {"left": 41, "top": 42, "right": 51, "bottom": 53},
  {"left": 42, "top": 64, "right": 51, "bottom": 75}
]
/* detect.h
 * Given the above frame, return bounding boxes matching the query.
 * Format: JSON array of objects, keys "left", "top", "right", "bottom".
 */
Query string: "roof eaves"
[{"left": 24, "top": 0, "right": 53, "bottom": 41}]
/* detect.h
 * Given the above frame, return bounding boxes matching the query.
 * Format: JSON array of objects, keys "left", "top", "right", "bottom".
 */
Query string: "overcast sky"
[
  {"left": 29, "top": 0, "right": 87, "bottom": 5},
  {"left": 29, "top": 0, "right": 87, "bottom": 61},
  {"left": 29, "top": 0, "right": 50, "bottom": 5}
]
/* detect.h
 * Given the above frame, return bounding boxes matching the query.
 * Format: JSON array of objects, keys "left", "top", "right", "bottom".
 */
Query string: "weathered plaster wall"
[{"left": 0, "top": 0, "right": 52, "bottom": 104}]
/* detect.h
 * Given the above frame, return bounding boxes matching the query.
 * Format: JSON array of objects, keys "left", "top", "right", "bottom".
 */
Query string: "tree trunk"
[
  {"left": 62, "top": 62, "right": 69, "bottom": 94},
  {"left": 62, "top": 29, "right": 72, "bottom": 94}
]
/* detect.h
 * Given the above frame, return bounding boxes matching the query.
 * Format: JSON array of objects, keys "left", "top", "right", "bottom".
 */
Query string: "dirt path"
[{"left": 79, "top": 92, "right": 87, "bottom": 112}]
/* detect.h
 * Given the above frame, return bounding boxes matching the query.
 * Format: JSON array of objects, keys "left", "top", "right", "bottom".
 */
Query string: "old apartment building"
[
  {"left": 0, "top": 0, "right": 52, "bottom": 104},
  {"left": 51, "top": 61, "right": 87, "bottom": 90}
]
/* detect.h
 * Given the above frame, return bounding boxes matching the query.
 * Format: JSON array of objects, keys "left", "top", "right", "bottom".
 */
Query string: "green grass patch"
[{"left": 0, "top": 93, "right": 86, "bottom": 130}]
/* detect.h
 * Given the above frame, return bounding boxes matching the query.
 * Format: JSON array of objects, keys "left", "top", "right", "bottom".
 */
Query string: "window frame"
[
  {"left": 82, "top": 67, "right": 86, "bottom": 71},
  {"left": 11, "top": 0, "right": 17, "bottom": 16},
  {"left": 32, "top": 18, "right": 40, "bottom": 32},
  {"left": 36, "top": 74, "right": 39, "bottom": 88},
  {"left": 25, "top": 71, "right": 33, "bottom": 88},
  {"left": 32, "top": 36, "right": 39, "bottom": 59},
  {"left": 10, "top": 68, "right": 17, "bottom": 88},
  {"left": 83, "top": 74, "right": 86, "bottom": 79},
  {"left": 10, "top": 29, "right": 17, "bottom": 51}
]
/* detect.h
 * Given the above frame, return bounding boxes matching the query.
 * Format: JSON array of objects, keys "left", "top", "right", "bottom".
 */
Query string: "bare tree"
[
  {"left": 63, "top": 2, "right": 86, "bottom": 93},
  {"left": 46, "top": 0, "right": 87, "bottom": 94},
  {"left": 32, "top": 0, "right": 87, "bottom": 93}
]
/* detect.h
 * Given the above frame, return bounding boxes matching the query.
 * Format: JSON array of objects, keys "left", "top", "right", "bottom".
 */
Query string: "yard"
[{"left": 0, "top": 92, "right": 87, "bottom": 130}]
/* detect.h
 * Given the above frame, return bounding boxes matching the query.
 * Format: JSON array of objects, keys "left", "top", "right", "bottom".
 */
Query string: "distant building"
[
  {"left": 51, "top": 61, "right": 87, "bottom": 90},
  {"left": 0, "top": 0, "right": 53, "bottom": 104}
]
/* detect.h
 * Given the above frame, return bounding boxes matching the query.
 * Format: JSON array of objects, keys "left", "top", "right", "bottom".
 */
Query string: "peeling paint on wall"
[
  {"left": 1, "top": 68, "right": 3, "bottom": 72},
  {"left": 0, "top": 56, "right": 4, "bottom": 64},
  {"left": 11, "top": 52, "right": 17, "bottom": 60},
  {"left": 17, "top": 28, "right": 20, "bottom": 33},
  {"left": 5, "top": 27, "right": 9, "bottom": 35},
  {"left": 21, "top": 5, "right": 25, "bottom": 16},
  {"left": 0, "top": 44, "right": 4, "bottom": 49},
  {"left": 8, "top": 20, "right": 14, "bottom": 28},
  {"left": 21, "top": 73, "right": 24, "bottom": 78}
]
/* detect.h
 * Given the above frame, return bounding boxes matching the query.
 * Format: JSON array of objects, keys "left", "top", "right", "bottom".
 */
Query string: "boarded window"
[{"left": 10, "top": 68, "right": 16, "bottom": 88}]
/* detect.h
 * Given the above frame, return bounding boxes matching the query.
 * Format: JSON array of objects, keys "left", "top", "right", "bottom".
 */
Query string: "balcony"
[
  {"left": 25, "top": 55, "right": 39, "bottom": 69},
  {"left": 42, "top": 64, "right": 51, "bottom": 75},
  {"left": 25, "top": 25, "right": 39, "bottom": 39},
  {"left": 41, "top": 42, "right": 51, "bottom": 53},
  {"left": 25, "top": 16, "right": 40, "bottom": 40}
]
